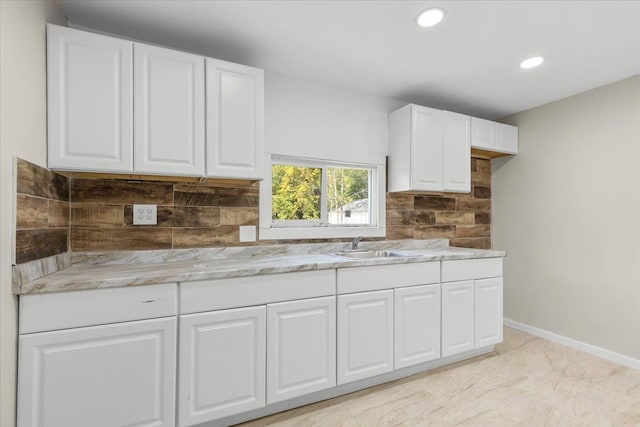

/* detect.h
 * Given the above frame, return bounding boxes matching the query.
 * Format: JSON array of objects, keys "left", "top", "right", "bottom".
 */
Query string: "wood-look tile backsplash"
[
  {"left": 69, "top": 180, "right": 259, "bottom": 251},
  {"left": 385, "top": 158, "right": 492, "bottom": 249},
  {"left": 14, "top": 157, "right": 492, "bottom": 263},
  {"left": 15, "top": 159, "right": 70, "bottom": 264}
]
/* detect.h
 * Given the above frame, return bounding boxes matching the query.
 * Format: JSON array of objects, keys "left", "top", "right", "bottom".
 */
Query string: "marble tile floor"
[{"left": 239, "top": 328, "right": 640, "bottom": 426}]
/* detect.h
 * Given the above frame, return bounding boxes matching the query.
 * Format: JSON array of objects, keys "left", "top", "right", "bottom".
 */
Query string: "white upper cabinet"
[
  {"left": 134, "top": 43, "right": 205, "bottom": 176},
  {"left": 388, "top": 104, "right": 470, "bottom": 193},
  {"left": 47, "top": 26, "right": 265, "bottom": 178},
  {"left": 47, "top": 25, "right": 133, "bottom": 172},
  {"left": 206, "top": 58, "right": 264, "bottom": 180},
  {"left": 495, "top": 122, "right": 518, "bottom": 153},
  {"left": 410, "top": 106, "right": 443, "bottom": 191},
  {"left": 442, "top": 111, "right": 471, "bottom": 192},
  {"left": 471, "top": 117, "right": 518, "bottom": 155}
]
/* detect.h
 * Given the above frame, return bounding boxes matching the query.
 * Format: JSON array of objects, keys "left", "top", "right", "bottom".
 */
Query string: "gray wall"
[{"left": 493, "top": 75, "right": 640, "bottom": 360}]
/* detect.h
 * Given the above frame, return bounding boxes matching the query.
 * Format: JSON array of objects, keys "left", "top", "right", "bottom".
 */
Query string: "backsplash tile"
[
  {"left": 69, "top": 179, "right": 259, "bottom": 251},
  {"left": 15, "top": 228, "right": 68, "bottom": 264},
  {"left": 385, "top": 157, "right": 492, "bottom": 249},
  {"left": 173, "top": 185, "right": 258, "bottom": 207},
  {"left": 71, "top": 227, "right": 173, "bottom": 251},
  {"left": 71, "top": 179, "right": 174, "bottom": 205},
  {"left": 16, "top": 158, "right": 69, "bottom": 201},
  {"left": 14, "top": 159, "right": 69, "bottom": 264},
  {"left": 14, "top": 156, "right": 493, "bottom": 263}
]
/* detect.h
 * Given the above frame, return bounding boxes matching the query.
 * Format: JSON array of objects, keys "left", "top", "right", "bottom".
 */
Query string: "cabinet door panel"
[
  {"left": 134, "top": 43, "right": 205, "bottom": 176},
  {"left": 495, "top": 123, "right": 518, "bottom": 154},
  {"left": 411, "top": 106, "right": 443, "bottom": 191},
  {"left": 18, "top": 317, "right": 176, "bottom": 427},
  {"left": 470, "top": 117, "right": 495, "bottom": 150},
  {"left": 337, "top": 290, "right": 393, "bottom": 384},
  {"left": 442, "top": 111, "right": 471, "bottom": 192},
  {"left": 267, "top": 296, "right": 335, "bottom": 403},
  {"left": 47, "top": 25, "right": 133, "bottom": 172},
  {"left": 475, "top": 277, "right": 504, "bottom": 347},
  {"left": 394, "top": 284, "right": 441, "bottom": 369},
  {"left": 206, "top": 58, "right": 264, "bottom": 179},
  {"left": 179, "top": 306, "right": 265, "bottom": 426},
  {"left": 442, "top": 280, "right": 475, "bottom": 357}
]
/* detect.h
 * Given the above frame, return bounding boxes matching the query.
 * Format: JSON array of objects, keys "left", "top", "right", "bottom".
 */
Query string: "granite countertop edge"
[{"left": 16, "top": 243, "right": 506, "bottom": 295}]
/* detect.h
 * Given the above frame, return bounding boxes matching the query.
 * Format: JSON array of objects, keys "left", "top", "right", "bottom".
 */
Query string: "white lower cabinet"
[
  {"left": 267, "top": 296, "right": 336, "bottom": 403},
  {"left": 475, "top": 277, "right": 504, "bottom": 348},
  {"left": 337, "top": 290, "right": 394, "bottom": 384},
  {"left": 17, "top": 317, "right": 176, "bottom": 427},
  {"left": 178, "top": 306, "right": 266, "bottom": 427},
  {"left": 441, "top": 280, "right": 475, "bottom": 358},
  {"left": 17, "top": 259, "right": 505, "bottom": 426},
  {"left": 394, "top": 284, "right": 441, "bottom": 369}
]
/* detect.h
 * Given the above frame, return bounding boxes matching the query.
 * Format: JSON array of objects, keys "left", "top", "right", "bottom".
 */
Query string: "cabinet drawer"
[
  {"left": 337, "top": 262, "right": 439, "bottom": 294},
  {"left": 19, "top": 284, "right": 178, "bottom": 334},
  {"left": 181, "top": 270, "right": 335, "bottom": 314},
  {"left": 441, "top": 258, "right": 502, "bottom": 282}
]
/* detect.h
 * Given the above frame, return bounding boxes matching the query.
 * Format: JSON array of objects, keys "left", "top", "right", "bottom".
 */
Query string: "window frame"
[{"left": 259, "top": 154, "right": 386, "bottom": 240}]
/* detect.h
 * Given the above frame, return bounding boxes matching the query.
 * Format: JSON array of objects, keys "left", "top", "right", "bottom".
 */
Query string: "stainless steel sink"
[{"left": 332, "top": 250, "right": 412, "bottom": 259}]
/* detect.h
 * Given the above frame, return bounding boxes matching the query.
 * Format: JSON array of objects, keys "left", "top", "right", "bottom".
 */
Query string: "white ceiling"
[{"left": 57, "top": 0, "right": 640, "bottom": 119}]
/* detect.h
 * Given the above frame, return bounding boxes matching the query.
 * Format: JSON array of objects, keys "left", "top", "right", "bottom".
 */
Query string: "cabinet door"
[
  {"left": 441, "top": 281, "right": 475, "bottom": 357},
  {"left": 442, "top": 111, "right": 471, "bottom": 192},
  {"left": 206, "top": 58, "right": 264, "bottom": 179},
  {"left": 411, "top": 106, "right": 443, "bottom": 191},
  {"left": 267, "top": 296, "right": 335, "bottom": 403},
  {"left": 134, "top": 43, "right": 205, "bottom": 176},
  {"left": 179, "top": 306, "right": 265, "bottom": 426},
  {"left": 495, "top": 123, "right": 518, "bottom": 154},
  {"left": 18, "top": 317, "right": 176, "bottom": 427},
  {"left": 47, "top": 25, "right": 133, "bottom": 172},
  {"left": 337, "top": 290, "right": 393, "bottom": 384},
  {"left": 470, "top": 117, "right": 496, "bottom": 150},
  {"left": 394, "top": 284, "right": 441, "bottom": 369},
  {"left": 475, "top": 277, "right": 504, "bottom": 348}
]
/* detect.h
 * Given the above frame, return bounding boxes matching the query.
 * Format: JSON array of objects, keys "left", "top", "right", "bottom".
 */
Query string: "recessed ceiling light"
[
  {"left": 416, "top": 8, "right": 446, "bottom": 28},
  {"left": 520, "top": 56, "right": 545, "bottom": 69}
]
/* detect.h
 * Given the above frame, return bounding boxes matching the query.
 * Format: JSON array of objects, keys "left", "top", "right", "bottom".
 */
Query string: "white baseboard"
[{"left": 504, "top": 318, "right": 640, "bottom": 370}]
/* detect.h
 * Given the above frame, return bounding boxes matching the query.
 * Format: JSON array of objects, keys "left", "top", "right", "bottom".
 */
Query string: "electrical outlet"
[
  {"left": 133, "top": 204, "right": 157, "bottom": 225},
  {"left": 239, "top": 225, "right": 257, "bottom": 242}
]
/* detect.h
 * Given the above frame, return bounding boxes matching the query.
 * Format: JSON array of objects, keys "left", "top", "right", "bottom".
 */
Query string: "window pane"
[
  {"left": 327, "top": 167, "right": 370, "bottom": 225},
  {"left": 272, "top": 164, "right": 321, "bottom": 220}
]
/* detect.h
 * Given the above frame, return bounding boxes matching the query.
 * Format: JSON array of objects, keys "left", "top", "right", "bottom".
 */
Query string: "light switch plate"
[
  {"left": 133, "top": 204, "right": 157, "bottom": 225},
  {"left": 239, "top": 225, "right": 257, "bottom": 242}
]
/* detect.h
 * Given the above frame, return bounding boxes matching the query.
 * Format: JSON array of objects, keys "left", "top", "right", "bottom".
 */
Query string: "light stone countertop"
[{"left": 14, "top": 239, "right": 505, "bottom": 295}]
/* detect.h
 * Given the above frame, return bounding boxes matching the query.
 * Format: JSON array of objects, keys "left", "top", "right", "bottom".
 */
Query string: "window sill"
[{"left": 259, "top": 226, "right": 385, "bottom": 241}]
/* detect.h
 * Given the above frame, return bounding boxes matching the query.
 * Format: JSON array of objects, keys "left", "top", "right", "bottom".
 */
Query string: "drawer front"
[
  {"left": 19, "top": 283, "right": 178, "bottom": 334},
  {"left": 181, "top": 270, "right": 335, "bottom": 314},
  {"left": 441, "top": 258, "right": 503, "bottom": 282},
  {"left": 337, "top": 262, "right": 440, "bottom": 294}
]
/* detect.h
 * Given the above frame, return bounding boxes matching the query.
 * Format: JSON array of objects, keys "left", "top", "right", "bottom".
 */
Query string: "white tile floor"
[{"left": 239, "top": 328, "right": 640, "bottom": 426}]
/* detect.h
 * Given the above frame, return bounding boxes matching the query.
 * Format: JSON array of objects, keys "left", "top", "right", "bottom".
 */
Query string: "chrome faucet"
[{"left": 351, "top": 236, "right": 363, "bottom": 250}]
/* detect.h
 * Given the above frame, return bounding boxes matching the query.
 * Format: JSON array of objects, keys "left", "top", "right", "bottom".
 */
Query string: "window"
[{"left": 260, "top": 155, "right": 385, "bottom": 239}]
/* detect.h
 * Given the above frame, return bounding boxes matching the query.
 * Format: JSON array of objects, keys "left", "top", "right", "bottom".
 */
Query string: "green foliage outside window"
[
  {"left": 272, "top": 163, "right": 370, "bottom": 224},
  {"left": 272, "top": 165, "right": 321, "bottom": 220}
]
